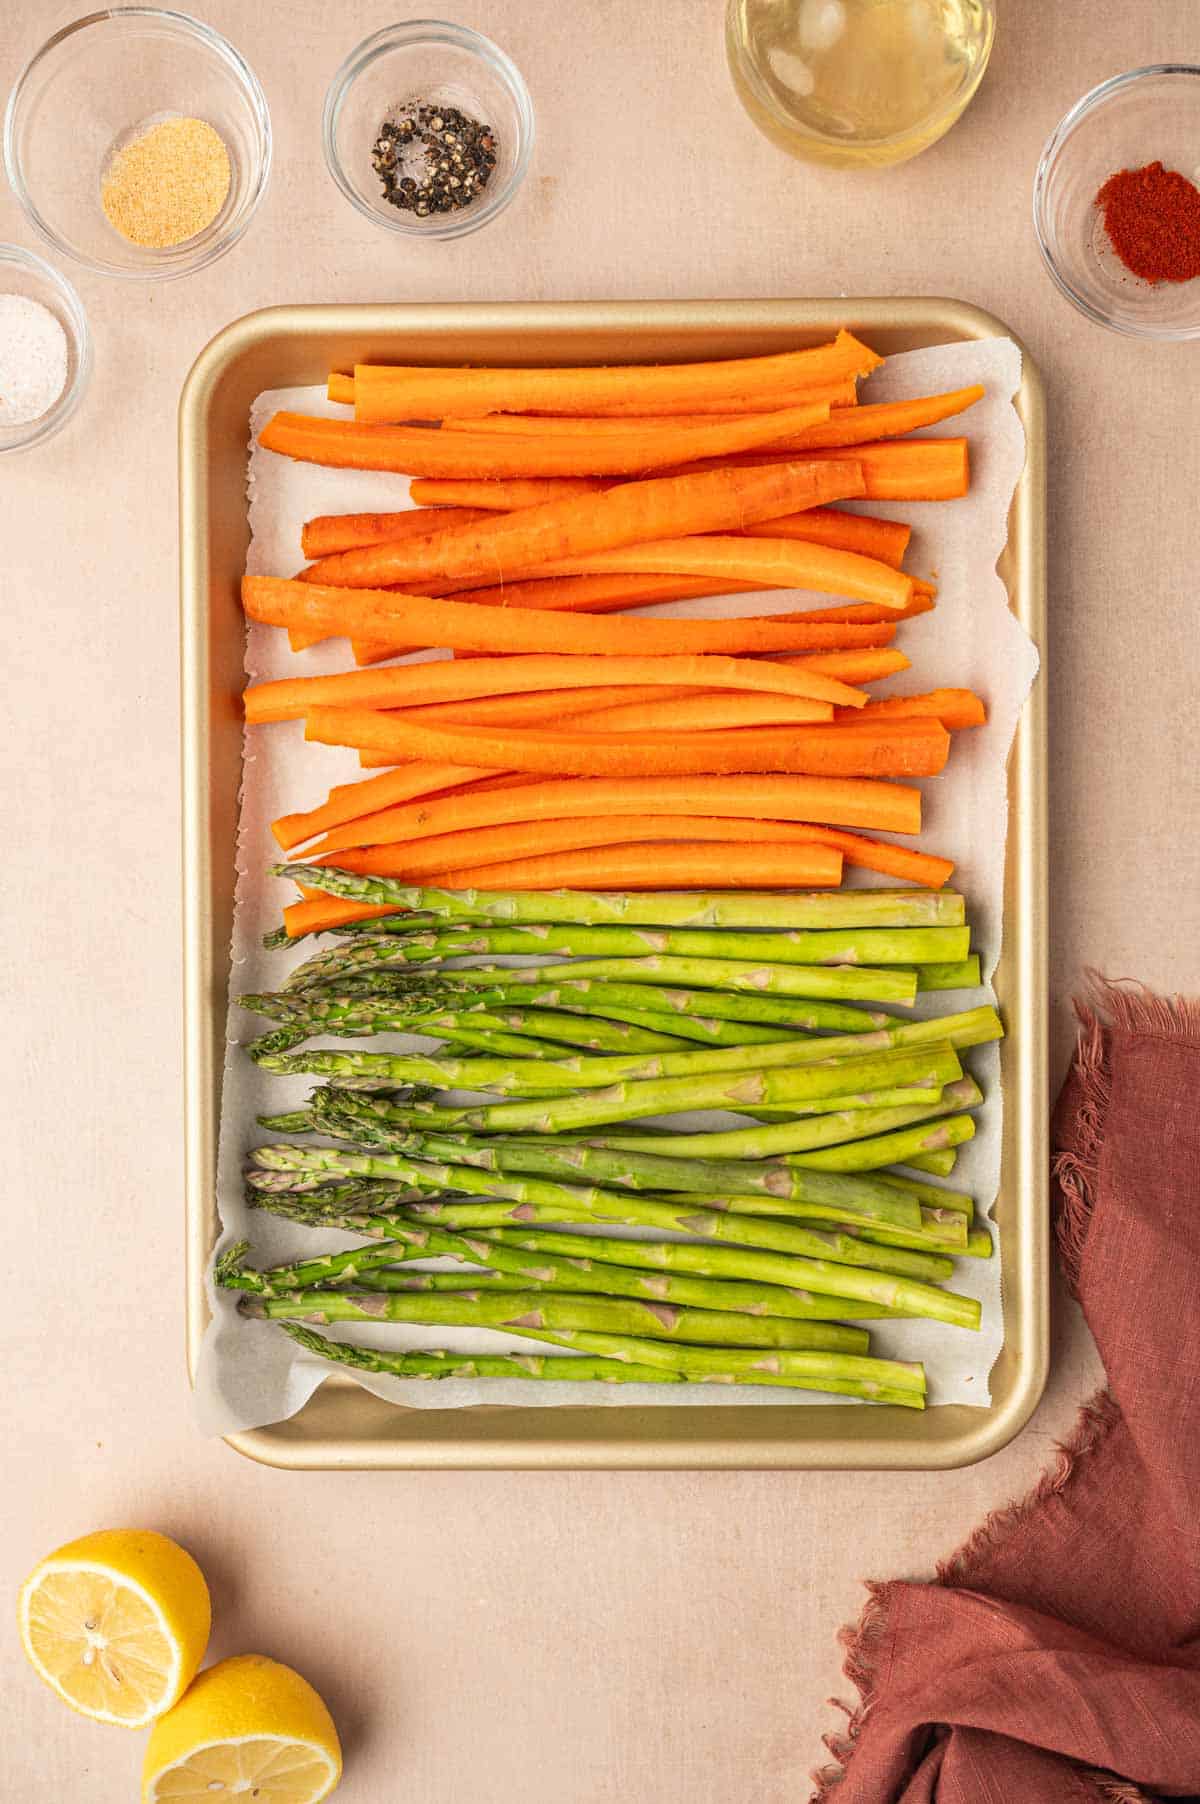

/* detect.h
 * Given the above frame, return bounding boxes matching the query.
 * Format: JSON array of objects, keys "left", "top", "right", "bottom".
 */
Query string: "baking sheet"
[{"left": 196, "top": 336, "right": 1037, "bottom": 1432}]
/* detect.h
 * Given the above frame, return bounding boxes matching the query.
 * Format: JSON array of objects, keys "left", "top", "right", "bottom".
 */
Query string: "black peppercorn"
[{"left": 371, "top": 101, "right": 498, "bottom": 218}]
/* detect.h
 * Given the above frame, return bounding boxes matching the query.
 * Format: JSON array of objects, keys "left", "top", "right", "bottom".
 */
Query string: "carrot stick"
[
  {"left": 242, "top": 576, "right": 900, "bottom": 660},
  {"left": 556, "top": 694, "right": 834, "bottom": 733},
  {"left": 259, "top": 402, "right": 847, "bottom": 482},
  {"left": 782, "top": 649, "right": 910, "bottom": 682},
  {"left": 244, "top": 650, "right": 870, "bottom": 726},
  {"left": 349, "top": 332, "right": 883, "bottom": 421},
  {"left": 327, "top": 372, "right": 356, "bottom": 405},
  {"left": 299, "top": 458, "right": 866, "bottom": 591},
  {"left": 416, "top": 843, "right": 845, "bottom": 891},
  {"left": 438, "top": 386, "right": 981, "bottom": 449},
  {"left": 284, "top": 898, "right": 399, "bottom": 936},
  {"left": 305, "top": 707, "right": 951, "bottom": 780},
  {"left": 775, "top": 594, "right": 935, "bottom": 627},
  {"left": 788, "top": 826, "right": 955, "bottom": 889},
  {"left": 446, "top": 572, "right": 766, "bottom": 613},
  {"left": 504, "top": 536, "right": 914, "bottom": 611},
  {"left": 406, "top": 683, "right": 704, "bottom": 727},
  {"left": 409, "top": 478, "right": 609, "bottom": 509},
  {"left": 301, "top": 506, "right": 491, "bottom": 560},
  {"left": 438, "top": 380, "right": 862, "bottom": 426},
  {"left": 834, "top": 689, "right": 987, "bottom": 731},
  {"left": 270, "top": 762, "right": 494, "bottom": 853},
  {"left": 309, "top": 772, "right": 921, "bottom": 857},
  {"left": 744, "top": 506, "right": 910, "bottom": 568},
  {"left": 645, "top": 439, "right": 971, "bottom": 503}
]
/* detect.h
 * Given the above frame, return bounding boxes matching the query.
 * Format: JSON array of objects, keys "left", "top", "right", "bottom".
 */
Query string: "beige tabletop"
[{"left": 4, "top": 1, "right": 1198, "bottom": 1797}]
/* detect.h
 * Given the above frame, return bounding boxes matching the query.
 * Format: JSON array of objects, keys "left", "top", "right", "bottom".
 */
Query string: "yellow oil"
[{"left": 726, "top": 0, "right": 995, "bottom": 168}]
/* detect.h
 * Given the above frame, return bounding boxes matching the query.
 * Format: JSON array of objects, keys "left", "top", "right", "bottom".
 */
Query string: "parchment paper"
[{"left": 196, "top": 337, "right": 1038, "bottom": 1432}]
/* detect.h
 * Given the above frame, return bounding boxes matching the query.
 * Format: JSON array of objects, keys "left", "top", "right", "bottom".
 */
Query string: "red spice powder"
[{"left": 1096, "top": 160, "right": 1200, "bottom": 284}]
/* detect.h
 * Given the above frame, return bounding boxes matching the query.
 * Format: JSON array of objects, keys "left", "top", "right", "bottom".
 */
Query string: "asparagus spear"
[
  {"left": 784, "top": 1115, "right": 977, "bottom": 1172},
  {"left": 241, "top": 990, "right": 693, "bottom": 1054},
  {"left": 250, "top": 1195, "right": 976, "bottom": 1327},
  {"left": 277, "top": 1322, "right": 924, "bottom": 1404},
  {"left": 593, "top": 1073, "right": 984, "bottom": 1159},
  {"left": 434, "top": 953, "right": 920, "bottom": 1005},
  {"left": 901, "top": 1149, "right": 959, "bottom": 1177},
  {"left": 245, "top": 1295, "right": 923, "bottom": 1400},
  {"left": 318, "top": 1115, "right": 924, "bottom": 1230},
  {"left": 271, "top": 870, "right": 966, "bottom": 931},
  {"left": 917, "top": 957, "right": 983, "bottom": 991},
  {"left": 281, "top": 1321, "right": 683, "bottom": 1385},
  {"left": 277, "top": 918, "right": 972, "bottom": 971},
  {"left": 445, "top": 1046, "right": 964, "bottom": 1134},
  {"left": 219, "top": 1230, "right": 901, "bottom": 1319},
  {"left": 249, "top": 1028, "right": 949, "bottom": 1096},
  {"left": 872, "top": 1173, "right": 974, "bottom": 1215},
  {"left": 242, "top": 1172, "right": 426, "bottom": 1207},
  {"left": 237, "top": 1282, "right": 871, "bottom": 1352}
]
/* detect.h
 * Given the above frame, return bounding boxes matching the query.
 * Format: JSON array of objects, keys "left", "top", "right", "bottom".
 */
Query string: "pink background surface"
[{"left": 3, "top": 2, "right": 1197, "bottom": 1798}]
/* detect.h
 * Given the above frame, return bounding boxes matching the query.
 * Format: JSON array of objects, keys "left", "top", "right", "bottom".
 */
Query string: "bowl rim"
[
  {"left": 0, "top": 242, "right": 92, "bottom": 453},
  {"left": 321, "top": 18, "right": 535, "bottom": 240},
  {"left": 1032, "top": 63, "right": 1200, "bottom": 340},
  {"left": 2, "top": 5, "right": 273, "bottom": 283}
]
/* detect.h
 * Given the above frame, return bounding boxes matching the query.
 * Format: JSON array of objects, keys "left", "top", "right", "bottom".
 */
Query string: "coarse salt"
[{"left": 0, "top": 294, "right": 69, "bottom": 427}]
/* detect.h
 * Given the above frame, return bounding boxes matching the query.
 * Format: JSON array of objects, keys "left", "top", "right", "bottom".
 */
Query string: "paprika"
[{"left": 1095, "top": 160, "right": 1200, "bottom": 283}]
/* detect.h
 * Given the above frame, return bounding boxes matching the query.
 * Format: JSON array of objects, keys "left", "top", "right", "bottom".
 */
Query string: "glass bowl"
[
  {"left": 323, "top": 21, "right": 534, "bottom": 240},
  {"left": 3, "top": 8, "right": 271, "bottom": 281},
  {"left": 1034, "top": 66, "right": 1200, "bottom": 339},
  {"left": 0, "top": 244, "right": 91, "bottom": 455}
]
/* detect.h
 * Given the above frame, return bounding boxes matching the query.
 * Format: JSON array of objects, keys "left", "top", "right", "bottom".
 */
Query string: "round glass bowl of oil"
[{"left": 726, "top": 0, "right": 996, "bottom": 169}]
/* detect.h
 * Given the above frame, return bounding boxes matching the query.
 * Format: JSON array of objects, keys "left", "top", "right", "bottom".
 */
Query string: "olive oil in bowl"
[{"left": 726, "top": 0, "right": 995, "bottom": 169}]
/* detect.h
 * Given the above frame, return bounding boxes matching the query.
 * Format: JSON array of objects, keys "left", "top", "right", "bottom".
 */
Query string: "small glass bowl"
[
  {"left": 0, "top": 244, "right": 91, "bottom": 455},
  {"left": 1034, "top": 66, "right": 1200, "bottom": 339},
  {"left": 323, "top": 21, "right": 534, "bottom": 240},
  {"left": 3, "top": 8, "right": 271, "bottom": 281}
]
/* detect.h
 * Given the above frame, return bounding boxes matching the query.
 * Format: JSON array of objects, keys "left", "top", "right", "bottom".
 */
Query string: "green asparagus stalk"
[
  {"left": 784, "top": 1115, "right": 976, "bottom": 1173},
  {"left": 445, "top": 1045, "right": 964, "bottom": 1135},
  {"left": 249, "top": 1028, "right": 951, "bottom": 1097},
  {"left": 241, "top": 990, "right": 693, "bottom": 1054},
  {"left": 248, "top": 1142, "right": 953, "bottom": 1279},
  {"left": 874, "top": 1173, "right": 975, "bottom": 1216},
  {"left": 917, "top": 957, "right": 983, "bottom": 991},
  {"left": 593, "top": 1073, "right": 984, "bottom": 1160},
  {"left": 277, "top": 1322, "right": 923, "bottom": 1403},
  {"left": 271, "top": 869, "right": 965, "bottom": 931},
  {"left": 220, "top": 1228, "right": 902, "bottom": 1320},
  {"left": 324, "top": 1117, "right": 924, "bottom": 1230},
  {"left": 245, "top": 1295, "right": 923, "bottom": 1400},
  {"left": 236, "top": 1283, "right": 870, "bottom": 1352},
  {"left": 248, "top": 1193, "right": 976, "bottom": 1327},
  {"left": 900, "top": 1149, "right": 959, "bottom": 1177},
  {"left": 280, "top": 1321, "right": 684, "bottom": 1385},
  {"left": 276, "top": 918, "right": 971, "bottom": 972},
  {"left": 434, "top": 954, "right": 919, "bottom": 1005},
  {"left": 242, "top": 1172, "right": 426, "bottom": 1208}
]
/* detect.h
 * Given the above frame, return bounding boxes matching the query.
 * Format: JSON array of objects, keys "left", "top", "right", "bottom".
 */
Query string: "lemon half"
[
  {"left": 18, "top": 1528, "right": 211, "bottom": 1728},
  {"left": 143, "top": 1654, "right": 342, "bottom": 1803}
]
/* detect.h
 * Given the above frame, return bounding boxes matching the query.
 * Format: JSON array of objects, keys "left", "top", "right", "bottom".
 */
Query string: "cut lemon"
[
  {"left": 18, "top": 1528, "right": 211, "bottom": 1728},
  {"left": 144, "top": 1654, "right": 342, "bottom": 1803}
]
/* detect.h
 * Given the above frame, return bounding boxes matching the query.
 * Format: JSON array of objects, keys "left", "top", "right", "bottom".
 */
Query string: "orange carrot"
[
  {"left": 259, "top": 402, "right": 845, "bottom": 482},
  {"left": 502, "top": 536, "right": 914, "bottom": 611},
  {"left": 327, "top": 372, "right": 356, "bottom": 405},
  {"left": 438, "top": 386, "right": 981, "bottom": 449},
  {"left": 409, "top": 477, "right": 609, "bottom": 509},
  {"left": 244, "top": 650, "right": 869, "bottom": 725},
  {"left": 797, "top": 440, "right": 970, "bottom": 501},
  {"left": 557, "top": 694, "right": 834, "bottom": 733},
  {"left": 783, "top": 649, "right": 910, "bottom": 682},
  {"left": 270, "top": 762, "right": 493, "bottom": 852},
  {"left": 301, "top": 505, "right": 491, "bottom": 560},
  {"left": 284, "top": 898, "right": 399, "bottom": 936},
  {"left": 349, "top": 333, "right": 883, "bottom": 421},
  {"left": 775, "top": 594, "right": 935, "bottom": 627},
  {"left": 242, "top": 576, "right": 899, "bottom": 660},
  {"left": 834, "top": 688, "right": 987, "bottom": 731},
  {"left": 304, "top": 707, "right": 950, "bottom": 780},
  {"left": 446, "top": 572, "right": 765, "bottom": 613},
  {"left": 417, "top": 843, "right": 844, "bottom": 891},
  {"left": 299, "top": 458, "right": 865, "bottom": 591},
  {"left": 308, "top": 772, "right": 921, "bottom": 857},
  {"left": 787, "top": 826, "right": 955, "bottom": 889},
  {"left": 744, "top": 506, "right": 910, "bottom": 568},
  {"left": 437, "top": 379, "right": 862, "bottom": 426},
  {"left": 406, "top": 683, "right": 704, "bottom": 727}
]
